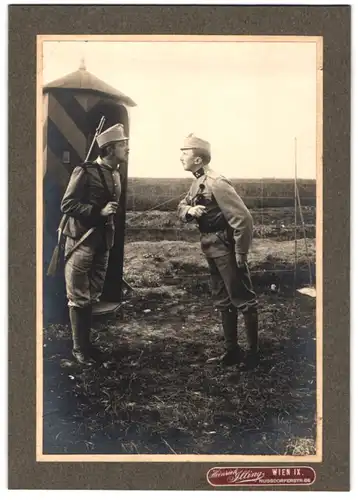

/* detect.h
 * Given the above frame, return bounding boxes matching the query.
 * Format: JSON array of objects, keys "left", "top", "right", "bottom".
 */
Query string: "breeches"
[
  {"left": 64, "top": 236, "right": 109, "bottom": 308},
  {"left": 206, "top": 252, "right": 258, "bottom": 313}
]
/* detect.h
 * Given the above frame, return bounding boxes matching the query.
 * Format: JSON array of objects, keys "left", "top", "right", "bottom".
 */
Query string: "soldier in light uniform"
[
  {"left": 61, "top": 123, "right": 129, "bottom": 366},
  {"left": 177, "top": 134, "right": 259, "bottom": 367}
]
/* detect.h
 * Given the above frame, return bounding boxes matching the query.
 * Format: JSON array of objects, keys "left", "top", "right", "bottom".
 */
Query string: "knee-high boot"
[
  {"left": 221, "top": 307, "right": 238, "bottom": 351},
  {"left": 69, "top": 306, "right": 95, "bottom": 366},
  {"left": 85, "top": 304, "right": 106, "bottom": 361},
  {"left": 242, "top": 308, "right": 259, "bottom": 353},
  {"left": 220, "top": 307, "right": 242, "bottom": 365},
  {"left": 242, "top": 308, "right": 260, "bottom": 369}
]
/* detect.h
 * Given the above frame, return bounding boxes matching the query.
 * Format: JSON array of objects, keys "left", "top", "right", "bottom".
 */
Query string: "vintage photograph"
[{"left": 37, "top": 35, "right": 322, "bottom": 460}]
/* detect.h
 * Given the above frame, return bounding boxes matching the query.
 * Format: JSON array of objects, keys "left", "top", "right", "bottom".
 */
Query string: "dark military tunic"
[
  {"left": 61, "top": 157, "right": 121, "bottom": 247},
  {"left": 178, "top": 166, "right": 257, "bottom": 313},
  {"left": 60, "top": 157, "right": 121, "bottom": 308}
]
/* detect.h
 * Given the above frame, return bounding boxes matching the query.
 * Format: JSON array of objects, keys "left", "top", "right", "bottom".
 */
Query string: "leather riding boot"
[
  {"left": 69, "top": 306, "right": 95, "bottom": 366},
  {"left": 242, "top": 308, "right": 259, "bottom": 353},
  {"left": 206, "top": 308, "right": 242, "bottom": 366},
  {"left": 85, "top": 304, "right": 106, "bottom": 362},
  {"left": 83, "top": 304, "right": 93, "bottom": 351},
  {"left": 242, "top": 308, "right": 260, "bottom": 369},
  {"left": 220, "top": 308, "right": 242, "bottom": 366}
]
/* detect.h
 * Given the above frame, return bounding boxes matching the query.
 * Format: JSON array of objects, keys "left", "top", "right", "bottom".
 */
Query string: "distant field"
[
  {"left": 125, "top": 207, "right": 316, "bottom": 242},
  {"left": 126, "top": 177, "right": 316, "bottom": 211}
]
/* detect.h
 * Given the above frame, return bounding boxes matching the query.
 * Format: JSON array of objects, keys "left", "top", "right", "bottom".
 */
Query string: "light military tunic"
[{"left": 178, "top": 166, "right": 254, "bottom": 259}]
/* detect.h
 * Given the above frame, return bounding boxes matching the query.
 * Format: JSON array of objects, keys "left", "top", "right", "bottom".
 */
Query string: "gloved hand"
[{"left": 187, "top": 205, "right": 206, "bottom": 218}]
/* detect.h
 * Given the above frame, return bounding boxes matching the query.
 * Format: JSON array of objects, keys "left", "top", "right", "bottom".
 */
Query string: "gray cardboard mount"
[{"left": 8, "top": 4, "right": 350, "bottom": 491}]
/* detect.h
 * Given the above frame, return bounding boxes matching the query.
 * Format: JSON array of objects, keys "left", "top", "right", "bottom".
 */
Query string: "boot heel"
[{"left": 72, "top": 349, "right": 95, "bottom": 366}]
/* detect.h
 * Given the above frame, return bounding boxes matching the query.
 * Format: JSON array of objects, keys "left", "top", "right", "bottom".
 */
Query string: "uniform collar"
[
  {"left": 192, "top": 166, "right": 205, "bottom": 179},
  {"left": 96, "top": 156, "right": 119, "bottom": 171}
]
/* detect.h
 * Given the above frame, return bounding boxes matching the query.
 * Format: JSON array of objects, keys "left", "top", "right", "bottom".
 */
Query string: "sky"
[{"left": 42, "top": 38, "right": 319, "bottom": 179}]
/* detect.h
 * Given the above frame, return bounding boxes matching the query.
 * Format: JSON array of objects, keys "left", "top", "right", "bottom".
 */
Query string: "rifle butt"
[{"left": 46, "top": 245, "right": 61, "bottom": 277}]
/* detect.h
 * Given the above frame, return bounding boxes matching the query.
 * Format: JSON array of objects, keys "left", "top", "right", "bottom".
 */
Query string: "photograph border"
[
  {"left": 36, "top": 33, "right": 323, "bottom": 464},
  {"left": 8, "top": 4, "right": 350, "bottom": 491}
]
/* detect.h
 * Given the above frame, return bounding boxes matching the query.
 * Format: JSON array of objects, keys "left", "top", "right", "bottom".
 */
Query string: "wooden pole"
[
  {"left": 261, "top": 177, "right": 264, "bottom": 238},
  {"left": 294, "top": 138, "right": 298, "bottom": 293}
]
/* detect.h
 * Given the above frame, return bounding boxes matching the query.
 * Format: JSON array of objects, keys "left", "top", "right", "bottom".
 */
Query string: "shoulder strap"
[
  {"left": 206, "top": 170, "right": 223, "bottom": 181},
  {"left": 96, "top": 164, "right": 112, "bottom": 201}
]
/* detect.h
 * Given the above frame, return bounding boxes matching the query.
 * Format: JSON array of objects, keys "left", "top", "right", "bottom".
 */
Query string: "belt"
[
  {"left": 199, "top": 226, "right": 228, "bottom": 234},
  {"left": 200, "top": 229, "right": 221, "bottom": 234}
]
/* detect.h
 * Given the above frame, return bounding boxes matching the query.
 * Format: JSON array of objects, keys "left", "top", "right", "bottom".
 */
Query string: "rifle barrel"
[{"left": 85, "top": 116, "right": 106, "bottom": 162}]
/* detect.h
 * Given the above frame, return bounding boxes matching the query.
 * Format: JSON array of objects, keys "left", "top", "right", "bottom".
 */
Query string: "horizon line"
[{"left": 127, "top": 176, "right": 317, "bottom": 181}]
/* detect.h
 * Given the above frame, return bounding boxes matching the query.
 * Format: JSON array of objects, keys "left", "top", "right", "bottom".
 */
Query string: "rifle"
[{"left": 46, "top": 116, "right": 106, "bottom": 277}]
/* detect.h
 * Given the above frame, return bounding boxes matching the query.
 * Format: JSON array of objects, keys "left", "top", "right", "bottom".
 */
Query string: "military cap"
[
  {"left": 96, "top": 123, "right": 128, "bottom": 148},
  {"left": 180, "top": 133, "right": 211, "bottom": 155}
]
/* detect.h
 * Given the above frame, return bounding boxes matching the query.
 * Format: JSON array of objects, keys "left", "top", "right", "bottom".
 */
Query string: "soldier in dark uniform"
[
  {"left": 61, "top": 123, "right": 129, "bottom": 366},
  {"left": 177, "top": 134, "right": 259, "bottom": 367}
]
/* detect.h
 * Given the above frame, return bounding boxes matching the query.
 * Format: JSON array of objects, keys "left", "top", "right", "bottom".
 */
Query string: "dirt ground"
[{"left": 43, "top": 229, "right": 317, "bottom": 456}]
